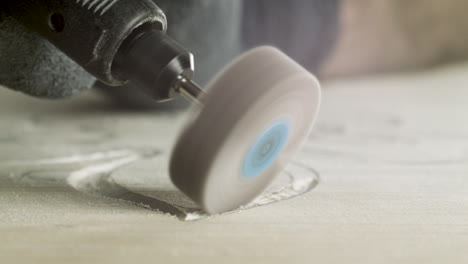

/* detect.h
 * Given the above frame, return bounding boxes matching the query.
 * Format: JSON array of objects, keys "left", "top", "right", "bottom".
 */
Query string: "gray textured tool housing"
[
  {"left": 0, "top": 14, "right": 95, "bottom": 98},
  {"left": 0, "top": 0, "right": 166, "bottom": 98}
]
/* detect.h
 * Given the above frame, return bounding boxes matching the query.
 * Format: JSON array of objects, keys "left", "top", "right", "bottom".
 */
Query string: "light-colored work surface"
[{"left": 1, "top": 63, "right": 468, "bottom": 263}]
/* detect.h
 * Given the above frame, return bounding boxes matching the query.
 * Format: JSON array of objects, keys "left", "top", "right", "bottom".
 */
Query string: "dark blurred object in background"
[{"left": 242, "top": 0, "right": 340, "bottom": 73}]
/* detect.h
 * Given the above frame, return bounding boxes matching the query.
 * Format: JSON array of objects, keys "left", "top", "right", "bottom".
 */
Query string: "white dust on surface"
[{"left": 1, "top": 150, "right": 319, "bottom": 221}]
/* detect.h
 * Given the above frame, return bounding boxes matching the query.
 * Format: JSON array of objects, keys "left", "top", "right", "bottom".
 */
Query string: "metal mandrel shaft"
[{"left": 176, "top": 75, "right": 207, "bottom": 106}]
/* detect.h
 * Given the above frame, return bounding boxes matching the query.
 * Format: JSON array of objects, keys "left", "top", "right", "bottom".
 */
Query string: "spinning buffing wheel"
[{"left": 170, "top": 47, "right": 321, "bottom": 214}]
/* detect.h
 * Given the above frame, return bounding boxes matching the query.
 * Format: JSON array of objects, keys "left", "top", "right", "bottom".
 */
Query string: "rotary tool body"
[{"left": 2, "top": 0, "right": 198, "bottom": 102}]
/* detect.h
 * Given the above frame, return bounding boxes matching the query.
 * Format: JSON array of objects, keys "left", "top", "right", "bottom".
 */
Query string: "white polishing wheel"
[{"left": 170, "top": 46, "right": 321, "bottom": 214}]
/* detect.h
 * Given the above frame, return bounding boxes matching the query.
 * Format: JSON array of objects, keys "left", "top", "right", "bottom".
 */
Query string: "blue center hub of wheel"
[{"left": 242, "top": 118, "right": 291, "bottom": 179}]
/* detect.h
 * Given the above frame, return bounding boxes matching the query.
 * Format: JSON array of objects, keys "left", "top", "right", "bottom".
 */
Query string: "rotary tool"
[
  {"left": 1, "top": 0, "right": 322, "bottom": 214},
  {"left": 2, "top": 0, "right": 205, "bottom": 103}
]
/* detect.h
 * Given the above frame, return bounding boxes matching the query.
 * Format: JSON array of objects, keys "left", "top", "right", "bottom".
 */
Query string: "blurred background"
[
  {"left": 244, "top": 0, "right": 468, "bottom": 78},
  {"left": 322, "top": 0, "right": 468, "bottom": 78}
]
